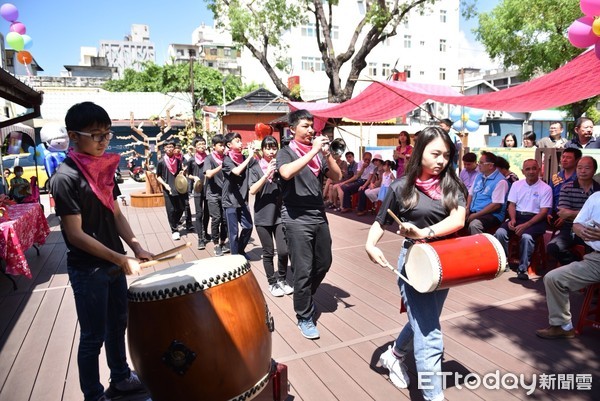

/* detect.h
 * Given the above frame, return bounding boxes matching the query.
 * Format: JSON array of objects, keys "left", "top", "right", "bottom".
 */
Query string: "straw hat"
[{"left": 174, "top": 175, "right": 188, "bottom": 194}]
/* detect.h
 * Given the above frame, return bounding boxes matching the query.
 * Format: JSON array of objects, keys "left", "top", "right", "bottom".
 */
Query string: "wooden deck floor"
[{"left": 1, "top": 198, "right": 599, "bottom": 401}]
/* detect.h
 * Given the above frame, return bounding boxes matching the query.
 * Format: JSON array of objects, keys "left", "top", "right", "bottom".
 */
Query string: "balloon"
[
  {"left": 254, "top": 123, "right": 273, "bottom": 140},
  {"left": 27, "top": 144, "right": 47, "bottom": 166},
  {"left": 40, "top": 123, "right": 69, "bottom": 152},
  {"left": 449, "top": 106, "right": 483, "bottom": 133},
  {"left": 581, "top": 0, "right": 600, "bottom": 16},
  {"left": 21, "top": 34, "right": 32, "bottom": 50},
  {"left": 568, "top": 16, "right": 597, "bottom": 48},
  {"left": 593, "top": 18, "right": 600, "bottom": 37},
  {"left": 16, "top": 50, "right": 32, "bottom": 65},
  {"left": 9, "top": 21, "right": 26, "bottom": 35},
  {"left": 6, "top": 31, "right": 24, "bottom": 51},
  {"left": 0, "top": 3, "right": 18, "bottom": 22}
]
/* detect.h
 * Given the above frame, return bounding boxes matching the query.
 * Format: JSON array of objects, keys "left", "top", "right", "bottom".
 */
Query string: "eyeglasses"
[
  {"left": 74, "top": 130, "right": 114, "bottom": 142},
  {"left": 477, "top": 161, "right": 493, "bottom": 165}
]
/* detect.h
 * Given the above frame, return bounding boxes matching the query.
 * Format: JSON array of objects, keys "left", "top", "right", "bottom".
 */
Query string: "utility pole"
[{"left": 190, "top": 57, "right": 196, "bottom": 128}]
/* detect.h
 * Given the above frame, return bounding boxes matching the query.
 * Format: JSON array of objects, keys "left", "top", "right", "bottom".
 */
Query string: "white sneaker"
[
  {"left": 379, "top": 345, "right": 410, "bottom": 389},
  {"left": 278, "top": 280, "right": 294, "bottom": 295},
  {"left": 172, "top": 231, "right": 180, "bottom": 241},
  {"left": 269, "top": 283, "right": 285, "bottom": 297}
]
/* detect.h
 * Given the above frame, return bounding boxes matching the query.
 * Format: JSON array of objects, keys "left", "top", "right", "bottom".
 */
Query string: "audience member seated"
[
  {"left": 548, "top": 148, "right": 581, "bottom": 228},
  {"left": 459, "top": 152, "right": 479, "bottom": 191},
  {"left": 465, "top": 151, "right": 508, "bottom": 235},
  {"left": 536, "top": 192, "right": 600, "bottom": 339},
  {"left": 324, "top": 152, "right": 348, "bottom": 207},
  {"left": 329, "top": 151, "right": 357, "bottom": 209},
  {"left": 495, "top": 156, "right": 519, "bottom": 188},
  {"left": 501, "top": 133, "right": 517, "bottom": 148},
  {"left": 364, "top": 160, "right": 396, "bottom": 214},
  {"left": 494, "top": 159, "right": 552, "bottom": 280},
  {"left": 339, "top": 152, "right": 375, "bottom": 213},
  {"left": 522, "top": 131, "right": 537, "bottom": 148},
  {"left": 355, "top": 155, "right": 383, "bottom": 215},
  {"left": 8, "top": 166, "right": 31, "bottom": 204},
  {"left": 565, "top": 117, "right": 600, "bottom": 149},
  {"left": 537, "top": 121, "right": 568, "bottom": 148},
  {"left": 547, "top": 156, "right": 600, "bottom": 268}
]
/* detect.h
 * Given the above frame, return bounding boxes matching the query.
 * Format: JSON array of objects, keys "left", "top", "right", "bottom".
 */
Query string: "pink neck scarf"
[
  {"left": 259, "top": 157, "right": 273, "bottom": 183},
  {"left": 163, "top": 154, "right": 178, "bottom": 175},
  {"left": 228, "top": 149, "right": 245, "bottom": 165},
  {"left": 289, "top": 140, "right": 321, "bottom": 176},
  {"left": 69, "top": 150, "right": 121, "bottom": 212},
  {"left": 415, "top": 176, "right": 442, "bottom": 200},
  {"left": 195, "top": 151, "right": 207, "bottom": 165},
  {"left": 211, "top": 150, "right": 224, "bottom": 166}
]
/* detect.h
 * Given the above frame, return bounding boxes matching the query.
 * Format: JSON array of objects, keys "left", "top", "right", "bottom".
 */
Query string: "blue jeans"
[
  {"left": 494, "top": 213, "right": 546, "bottom": 272},
  {"left": 393, "top": 245, "right": 447, "bottom": 401},
  {"left": 68, "top": 265, "right": 131, "bottom": 401},
  {"left": 224, "top": 205, "right": 253, "bottom": 255}
]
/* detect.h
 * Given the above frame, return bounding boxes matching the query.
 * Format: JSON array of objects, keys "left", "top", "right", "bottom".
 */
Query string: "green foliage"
[
  {"left": 475, "top": 0, "right": 598, "bottom": 118},
  {"left": 586, "top": 104, "right": 600, "bottom": 124},
  {"left": 102, "top": 62, "right": 248, "bottom": 106}
]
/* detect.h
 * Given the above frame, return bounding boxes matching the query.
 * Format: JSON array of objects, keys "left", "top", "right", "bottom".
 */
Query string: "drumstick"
[
  {"left": 383, "top": 261, "right": 412, "bottom": 286},
  {"left": 152, "top": 242, "right": 192, "bottom": 260},
  {"left": 139, "top": 253, "right": 182, "bottom": 269},
  {"left": 386, "top": 208, "right": 403, "bottom": 225}
]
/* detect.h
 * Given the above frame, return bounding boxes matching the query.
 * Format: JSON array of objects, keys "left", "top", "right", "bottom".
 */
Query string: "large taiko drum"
[
  {"left": 404, "top": 233, "right": 506, "bottom": 293},
  {"left": 127, "top": 255, "right": 274, "bottom": 401}
]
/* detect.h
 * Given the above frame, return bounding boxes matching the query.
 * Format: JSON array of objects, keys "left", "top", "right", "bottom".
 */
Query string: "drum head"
[
  {"left": 128, "top": 255, "right": 249, "bottom": 301},
  {"left": 174, "top": 175, "right": 188, "bottom": 194},
  {"left": 404, "top": 244, "right": 442, "bottom": 293}
]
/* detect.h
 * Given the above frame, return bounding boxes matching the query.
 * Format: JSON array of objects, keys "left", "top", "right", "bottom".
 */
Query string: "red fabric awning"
[{"left": 290, "top": 50, "right": 600, "bottom": 122}]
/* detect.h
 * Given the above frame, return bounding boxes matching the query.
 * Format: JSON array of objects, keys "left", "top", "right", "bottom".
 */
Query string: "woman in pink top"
[{"left": 394, "top": 131, "right": 412, "bottom": 177}]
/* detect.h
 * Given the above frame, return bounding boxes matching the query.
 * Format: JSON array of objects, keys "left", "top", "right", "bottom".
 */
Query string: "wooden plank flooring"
[{"left": 1, "top": 197, "right": 599, "bottom": 401}]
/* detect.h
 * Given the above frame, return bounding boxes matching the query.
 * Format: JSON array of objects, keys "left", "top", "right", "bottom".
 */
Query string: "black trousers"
[
  {"left": 207, "top": 197, "right": 227, "bottom": 244},
  {"left": 163, "top": 192, "right": 185, "bottom": 233},
  {"left": 192, "top": 195, "right": 206, "bottom": 239},
  {"left": 256, "top": 224, "right": 290, "bottom": 285},
  {"left": 283, "top": 221, "right": 332, "bottom": 320}
]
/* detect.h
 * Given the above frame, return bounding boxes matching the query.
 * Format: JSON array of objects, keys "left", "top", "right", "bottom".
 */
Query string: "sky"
[{"left": 1, "top": 0, "right": 499, "bottom": 77}]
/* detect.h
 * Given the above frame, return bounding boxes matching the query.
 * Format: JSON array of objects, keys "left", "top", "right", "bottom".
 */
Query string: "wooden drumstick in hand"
[
  {"left": 152, "top": 242, "right": 191, "bottom": 260},
  {"left": 139, "top": 253, "right": 182, "bottom": 269}
]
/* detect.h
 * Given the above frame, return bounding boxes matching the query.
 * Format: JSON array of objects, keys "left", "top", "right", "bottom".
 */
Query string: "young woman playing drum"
[
  {"left": 249, "top": 135, "right": 293, "bottom": 297},
  {"left": 365, "top": 126, "right": 467, "bottom": 401}
]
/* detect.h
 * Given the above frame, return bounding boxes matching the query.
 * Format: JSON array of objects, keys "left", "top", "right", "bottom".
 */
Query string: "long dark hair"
[{"left": 401, "top": 126, "right": 467, "bottom": 212}]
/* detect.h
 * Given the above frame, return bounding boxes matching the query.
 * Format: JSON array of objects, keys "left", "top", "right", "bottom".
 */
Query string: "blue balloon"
[{"left": 22, "top": 34, "right": 32, "bottom": 50}]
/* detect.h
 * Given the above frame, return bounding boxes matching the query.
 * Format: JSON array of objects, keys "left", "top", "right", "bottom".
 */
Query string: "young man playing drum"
[
  {"left": 156, "top": 140, "right": 186, "bottom": 241},
  {"left": 51, "top": 102, "right": 153, "bottom": 401},
  {"left": 277, "top": 109, "right": 342, "bottom": 339}
]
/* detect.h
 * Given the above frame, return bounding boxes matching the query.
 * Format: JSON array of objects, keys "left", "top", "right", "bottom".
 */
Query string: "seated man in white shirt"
[
  {"left": 536, "top": 192, "right": 600, "bottom": 339},
  {"left": 494, "top": 159, "right": 552, "bottom": 281}
]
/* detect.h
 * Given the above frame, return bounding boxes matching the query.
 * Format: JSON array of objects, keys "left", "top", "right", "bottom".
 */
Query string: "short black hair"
[
  {"left": 163, "top": 140, "right": 175, "bottom": 148},
  {"left": 192, "top": 136, "right": 206, "bottom": 147},
  {"left": 224, "top": 132, "right": 242, "bottom": 147},
  {"left": 212, "top": 134, "right": 225, "bottom": 146},
  {"left": 462, "top": 152, "right": 477, "bottom": 163},
  {"left": 480, "top": 151, "right": 497, "bottom": 165},
  {"left": 495, "top": 156, "right": 510, "bottom": 170},
  {"left": 345, "top": 151, "right": 354, "bottom": 157},
  {"left": 65, "top": 102, "right": 111, "bottom": 132},
  {"left": 563, "top": 147, "right": 582, "bottom": 159},
  {"left": 261, "top": 135, "right": 279, "bottom": 150},
  {"left": 440, "top": 118, "right": 453, "bottom": 126},
  {"left": 288, "top": 109, "right": 314, "bottom": 128}
]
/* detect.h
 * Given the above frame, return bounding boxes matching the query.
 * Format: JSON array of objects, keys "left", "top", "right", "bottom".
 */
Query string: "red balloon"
[
  {"left": 16, "top": 50, "right": 32, "bottom": 65},
  {"left": 254, "top": 123, "right": 273, "bottom": 140}
]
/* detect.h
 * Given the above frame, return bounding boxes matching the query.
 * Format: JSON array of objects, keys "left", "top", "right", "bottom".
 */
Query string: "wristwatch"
[{"left": 426, "top": 227, "right": 435, "bottom": 239}]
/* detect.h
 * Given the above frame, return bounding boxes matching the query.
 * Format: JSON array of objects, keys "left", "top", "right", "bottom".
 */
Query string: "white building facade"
[{"left": 100, "top": 24, "right": 156, "bottom": 77}]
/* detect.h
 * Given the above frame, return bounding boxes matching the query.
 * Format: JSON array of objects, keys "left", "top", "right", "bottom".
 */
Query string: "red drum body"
[
  {"left": 404, "top": 233, "right": 506, "bottom": 293},
  {"left": 127, "top": 255, "right": 273, "bottom": 401}
]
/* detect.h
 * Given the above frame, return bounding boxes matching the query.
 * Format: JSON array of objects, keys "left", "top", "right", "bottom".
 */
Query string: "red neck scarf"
[
  {"left": 228, "top": 149, "right": 245, "bottom": 165},
  {"left": 211, "top": 150, "right": 224, "bottom": 166},
  {"left": 163, "top": 154, "right": 178, "bottom": 175},
  {"left": 195, "top": 151, "right": 207, "bottom": 165},
  {"left": 69, "top": 150, "right": 120, "bottom": 212},
  {"left": 259, "top": 157, "right": 273, "bottom": 183},
  {"left": 289, "top": 140, "right": 321, "bottom": 176},
  {"left": 415, "top": 176, "right": 442, "bottom": 200}
]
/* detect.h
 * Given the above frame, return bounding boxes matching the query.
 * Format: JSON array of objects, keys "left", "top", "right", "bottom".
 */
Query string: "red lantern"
[
  {"left": 16, "top": 50, "right": 32, "bottom": 64},
  {"left": 254, "top": 123, "right": 273, "bottom": 140}
]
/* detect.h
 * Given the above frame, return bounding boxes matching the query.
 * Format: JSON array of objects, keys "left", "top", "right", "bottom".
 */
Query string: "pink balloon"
[
  {"left": 581, "top": 0, "right": 600, "bottom": 16},
  {"left": 0, "top": 3, "right": 18, "bottom": 22},
  {"left": 568, "top": 16, "right": 597, "bottom": 48},
  {"left": 9, "top": 21, "right": 26, "bottom": 35}
]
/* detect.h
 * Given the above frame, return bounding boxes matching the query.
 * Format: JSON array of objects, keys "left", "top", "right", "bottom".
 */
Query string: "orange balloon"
[
  {"left": 16, "top": 50, "right": 32, "bottom": 64},
  {"left": 254, "top": 123, "right": 273, "bottom": 140}
]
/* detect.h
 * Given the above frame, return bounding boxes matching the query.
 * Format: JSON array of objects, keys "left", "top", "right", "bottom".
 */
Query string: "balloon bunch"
[
  {"left": 1, "top": 3, "right": 34, "bottom": 68},
  {"left": 568, "top": 0, "right": 600, "bottom": 59},
  {"left": 449, "top": 106, "right": 484, "bottom": 133}
]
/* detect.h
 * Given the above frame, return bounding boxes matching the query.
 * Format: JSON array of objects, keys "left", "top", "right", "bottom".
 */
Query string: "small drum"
[
  {"left": 127, "top": 255, "right": 273, "bottom": 401},
  {"left": 404, "top": 233, "right": 506, "bottom": 293}
]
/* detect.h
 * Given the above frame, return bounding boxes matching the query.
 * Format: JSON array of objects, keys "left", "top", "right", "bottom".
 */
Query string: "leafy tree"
[
  {"left": 474, "top": 0, "right": 598, "bottom": 120},
  {"left": 206, "top": 0, "right": 439, "bottom": 103}
]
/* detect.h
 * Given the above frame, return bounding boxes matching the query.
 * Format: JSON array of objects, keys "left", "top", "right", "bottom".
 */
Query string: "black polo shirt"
[
  {"left": 156, "top": 157, "right": 183, "bottom": 196},
  {"left": 203, "top": 154, "right": 225, "bottom": 200},
  {"left": 222, "top": 155, "right": 256, "bottom": 208},
  {"left": 248, "top": 162, "right": 282, "bottom": 227},
  {"left": 50, "top": 157, "right": 125, "bottom": 268}
]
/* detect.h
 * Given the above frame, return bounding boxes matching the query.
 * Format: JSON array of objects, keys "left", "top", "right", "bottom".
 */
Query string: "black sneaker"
[
  {"left": 197, "top": 240, "right": 206, "bottom": 250},
  {"left": 204, "top": 234, "right": 212, "bottom": 243},
  {"left": 517, "top": 271, "right": 529, "bottom": 280},
  {"left": 214, "top": 244, "right": 224, "bottom": 257},
  {"left": 221, "top": 243, "right": 231, "bottom": 254}
]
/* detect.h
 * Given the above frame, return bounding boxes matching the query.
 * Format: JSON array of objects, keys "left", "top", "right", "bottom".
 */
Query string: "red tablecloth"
[{"left": 0, "top": 203, "right": 50, "bottom": 278}]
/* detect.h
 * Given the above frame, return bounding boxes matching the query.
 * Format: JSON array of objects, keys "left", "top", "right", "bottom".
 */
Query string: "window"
[
  {"left": 420, "top": 40, "right": 425, "bottom": 46},
  {"left": 301, "top": 23, "right": 316, "bottom": 37},
  {"left": 404, "top": 35, "right": 412, "bottom": 48},
  {"left": 301, "top": 56, "right": 325, "bottom": 72},
  {"left": 224, "top": 48, "right": 231, "bottom": 57},
  {"left": 439, "top": 39, "right": 447, "bottom": 52},
  {"left": 405, "top": 66, "right": 411, "bottom": 79},
  {"left": 330, "top": 25, "right": 339, "bottom": 40},
  {"left": 368, "top": 62, "right": 377, "bottom": 76},
  {"left": 176, "top": 49, "right": 184, "bottom": 57},
  {"left": 382, "top": 63, "right": 391, "bottom": 78},
  {"left": 188, "top": 49, "right": 196, "bottom": 57},
  {"left": 210, "top": 48, "right": 217, "bottom": 56},
  {"left": 440, "top": 10, "right": 447, "bottom": 23},
  {"left": 439, "top": 67, "right": 446, "bottom": 80},
  {"left": 420, "top": 71, "right": 425, "bottom": 76},
  {"left": 403, "top": 19, "right": 409, "bottom": 29}
]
